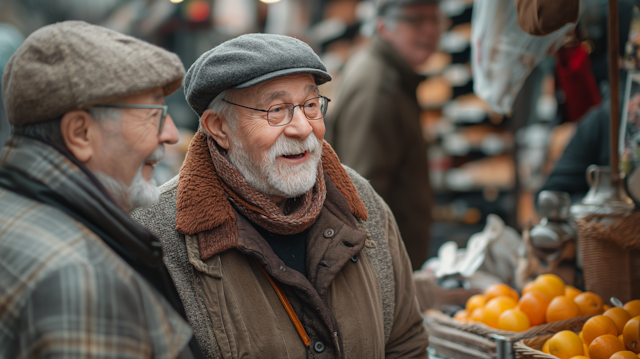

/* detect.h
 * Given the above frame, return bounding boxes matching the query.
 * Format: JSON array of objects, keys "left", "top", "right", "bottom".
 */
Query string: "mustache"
[
  {"left": 145, "top": 145, "right": 165, "bottom": 163},
  {"left": 269, "top": 133, "right": 321, "bottom": 159}
]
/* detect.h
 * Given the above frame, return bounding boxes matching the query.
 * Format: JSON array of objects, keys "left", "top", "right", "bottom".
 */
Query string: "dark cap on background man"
[
  {"left": 2, "top": 21, "right": 185, "bottom": 127},
  {"left": 183, "top": 33, "right": 331, "bottom": 117},
  {"left": 377, "top": 0, "right": 440, "bottom": 15}
]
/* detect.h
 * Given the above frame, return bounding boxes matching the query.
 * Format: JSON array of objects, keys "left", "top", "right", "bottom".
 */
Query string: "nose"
[
  {"left": 159, "top": 113, "right": 180, "bottom": 145},
  {"left": 283, "top": 106, "right": 313, "bottom": 140}
]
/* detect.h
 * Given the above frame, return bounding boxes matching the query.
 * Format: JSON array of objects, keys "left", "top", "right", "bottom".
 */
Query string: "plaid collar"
[{"left": 0, "top": 135, "right": 164, "bottom": 267}]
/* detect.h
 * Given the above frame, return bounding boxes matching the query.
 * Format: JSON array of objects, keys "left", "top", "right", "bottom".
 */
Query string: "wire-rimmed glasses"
[
  {"left": 222, "top": 96, "right": 331, "bottom": 127},
  {"left": 92, "top": 104, "right": 168, "bottom": 134}
]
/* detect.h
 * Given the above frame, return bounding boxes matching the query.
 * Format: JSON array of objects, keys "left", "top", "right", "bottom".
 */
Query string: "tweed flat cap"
[
  {"left": 184, "top": 33, "right": 331, "bottom": 117},
  {"left": 2, "top": 21, "right": 185, "bottom": 126}
]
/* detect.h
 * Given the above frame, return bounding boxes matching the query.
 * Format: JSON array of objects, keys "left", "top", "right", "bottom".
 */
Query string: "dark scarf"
[
  {"left": 176, "top": 131, "right": 368, "bottom": 260},
  {"left": 0, "top": 135, "right": 204, "bottom": 359},
  {"left": 207, "top": 134, "right": 326, "bottom": 235},
  {"left": 0, "top": 136, "right": 163, "bottom": 267}
]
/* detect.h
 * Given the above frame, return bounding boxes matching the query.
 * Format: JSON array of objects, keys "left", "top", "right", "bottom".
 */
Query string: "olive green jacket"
[{"left": 132, "top": 167, "right": 429, "bottom": 359}]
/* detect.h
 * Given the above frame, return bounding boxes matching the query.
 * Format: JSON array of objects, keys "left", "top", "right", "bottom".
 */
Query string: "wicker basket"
[
  {"left": 427, "top": 310, "right": 592, "bottom": 340},
  {"left": 426, "top": 316, "right": 497, "bottom": 359},
  {"left": 426, "top": 311, "right": 593, "bottom": 359},
  {"left": 513, "top": 334, "right": 557, "bottom": 359},
  {"left": 577, "top": 212, "right": 640, "bottom": 303}
]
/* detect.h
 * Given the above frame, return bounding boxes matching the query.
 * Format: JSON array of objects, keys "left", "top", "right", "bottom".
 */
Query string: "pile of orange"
[
  {"left": 540, "top": 299, "right": 640, "bottom": 359},
  {"left": 456, "top": 274, "right": 611, "bottom": 332}
]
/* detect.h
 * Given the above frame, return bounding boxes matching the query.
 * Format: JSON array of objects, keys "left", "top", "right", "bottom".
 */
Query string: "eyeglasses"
[
  {"left": 395, "top": 14, "right": 442, "bottom": 28},
  {"left": 92, "top": 104, "right": 168, "bottom": 134},
  {"left": 221, "top": 96, "right": 331, "bottom": 127}
]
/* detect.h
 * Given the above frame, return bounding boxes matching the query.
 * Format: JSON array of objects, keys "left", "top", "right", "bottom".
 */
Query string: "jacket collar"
[
  {"left": 370, "top": 35, "right": 426, "bottom": 92},
  {"left": 187, "top": 171, "right": 368, "bottom": 300},
  {"left": 175, "top": 131, "right": 367, "bottom": 237}
]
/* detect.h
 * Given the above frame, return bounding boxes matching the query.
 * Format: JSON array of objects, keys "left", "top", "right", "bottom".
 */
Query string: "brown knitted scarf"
[
  {"left": 176, "top": 131, "right": 368, "bottom": 260},
  {"left": 207, "top": 134, "right": 326, "bottom": 235}
]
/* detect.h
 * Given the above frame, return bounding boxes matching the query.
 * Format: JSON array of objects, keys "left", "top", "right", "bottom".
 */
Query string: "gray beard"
[
  {"left": 94, "top": 145, "right": 164, "bottom": 213},
  {"left": 95, "top": 166, "right": 159, "bottom": 213},
  {"left": 227, "top": 132, "right": 322, "bottom": 198}
]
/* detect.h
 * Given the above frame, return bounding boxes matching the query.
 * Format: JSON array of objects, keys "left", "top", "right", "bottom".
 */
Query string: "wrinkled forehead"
[{"left": 228, "top": 73, "right": 318, "bottom": 105}]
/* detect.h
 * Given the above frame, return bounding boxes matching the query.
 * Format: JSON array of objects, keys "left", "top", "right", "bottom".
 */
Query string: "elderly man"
[
  {"left": 325, "top": 0, "right": 441, "bottom": 270},
  {"left": 0, "top": 21, "right": 200, "bottom": 358},
  {"left": 132, "top": 34, "right": 429, "bottom": 358}
]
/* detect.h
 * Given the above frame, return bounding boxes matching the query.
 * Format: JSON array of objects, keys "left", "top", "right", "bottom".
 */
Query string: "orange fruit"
[
  {"left": 584, "top": 343, "right": 590, "bottom": 357},
  {"left": 570, "top": 356, "right": 589, "bottom": 359},
  {"left": 533, "top": 273, "right": 566, "bottom": 300},
  {"left": 605, "top": 305, "right": 612, "bottom": 311},
  {"left": 523, "top": 281, "right": 535, "bottom": 295},
  {"left": 579, "top": 331, "right": 585, "bottom": 343},
  {"left": 575, "top": 292, "right": 605, "bottom": 316},
  {"left": 482, "top": 296, "right": 517, "bottom": 328},
  {"left": 611, "top": 351, "right": 640, "bottom": 359},
  {"left": 519, "top": 290, "right": 550, "bottom": 326},
  {"left": 547, "top": 295, "right": 581, "bottom": 323},
  {"left": 583, "top": 315, "right": 619, "bottom": 345},
  {"left": 589, "top": 334, "right": 626, "bottom": 359},
  {"left": 542, "top": 338, "right": 551, "bottom": 353},
  {"left": 605, "top": 307, "right": 633, "bottom": 334},
  {"left": 623, "top": 316, "right": 640, "bottom": 353},
  {"left": 622, "top": 334, "right": 628, "bottom": 346},
  {"left": 549, "top": 330, "right": 584, "bottom": 359},
  {"left": 470, "top": 307, "right": 485, "bottom": 322},
  {"left": 466, "top": 294, "right": 487, "bottom": 314},
  {"left": 566, "top": 285, "right": 583, "bottom": 301},
  {"left": 625, "top": 301, "right": 640, "bottom": 318},
  {"left": 484, "top": 283, "right": 519, "bottom": 302},
  {"left": 497, "top": 309, "right": 531, "bottom": 332},
  {"left": 454, "top": 309, "right": 469, "bottom": 322}
]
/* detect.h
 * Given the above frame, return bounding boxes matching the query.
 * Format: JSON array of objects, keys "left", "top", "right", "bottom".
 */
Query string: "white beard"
[
  {"left": 94, "top": 145, "right": 164, "bottom": 213},
  {"left": 227, "top": 132, "right": 322, "bottom": 198}
]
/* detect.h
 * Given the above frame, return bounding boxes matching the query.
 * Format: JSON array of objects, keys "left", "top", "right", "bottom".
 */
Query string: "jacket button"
[
  {"left": 314, "top": 341, "right": 325, "bottom": 353},
  {"left": 351, "top": 254, "right": 359, "bottom": 263},
  {"left": 323, "top": 229, "right": 335, "bottom": 238}
]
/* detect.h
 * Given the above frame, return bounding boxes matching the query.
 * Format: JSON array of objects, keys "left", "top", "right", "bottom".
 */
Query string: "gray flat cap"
[
  {"left": 3, "top": 21, "right": 185, "bottom": 126},
  {"left": 184, "top": 33, "right": 331, "bottom": 117}
]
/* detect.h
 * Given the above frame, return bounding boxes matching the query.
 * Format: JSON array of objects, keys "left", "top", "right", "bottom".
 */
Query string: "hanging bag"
[{"left": 471, "top": 0, "right": 576, "bottom": 114}]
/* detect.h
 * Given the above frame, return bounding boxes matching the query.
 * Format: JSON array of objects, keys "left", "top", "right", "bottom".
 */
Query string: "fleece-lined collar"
[{"left": 175, "top": 131, "right": 367, "bottom": 260}]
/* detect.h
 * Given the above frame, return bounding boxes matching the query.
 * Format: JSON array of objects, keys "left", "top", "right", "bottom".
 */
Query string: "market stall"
[{"left": 417, "top": 0, "right": 640, "bottom": 357}]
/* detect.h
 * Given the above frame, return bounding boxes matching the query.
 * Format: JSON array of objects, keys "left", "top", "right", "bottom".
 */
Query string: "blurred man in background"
[
  {"left": 326, "top": 0, "right": 441, "bottom": 270},
  {"left": 0, "top": 21, "right": 201, "bottom": 358}
]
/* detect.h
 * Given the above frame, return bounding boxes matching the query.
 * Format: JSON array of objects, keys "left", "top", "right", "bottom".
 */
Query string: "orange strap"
[{"left": 254, "top": 258, "right": 310, "bottom": 347}]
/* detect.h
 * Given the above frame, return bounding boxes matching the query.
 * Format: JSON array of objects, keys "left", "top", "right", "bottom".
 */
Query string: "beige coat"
[
  {"left": 132, "top": 167, "right": 429, "bottom": 359},
  {"left": 326, "top": 36, "right": 432, "bottom": 271}
]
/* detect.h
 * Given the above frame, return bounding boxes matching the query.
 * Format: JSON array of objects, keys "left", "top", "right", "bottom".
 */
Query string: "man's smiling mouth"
[{"left": 282, "top": 152, "right": 306, "bottom": 159}]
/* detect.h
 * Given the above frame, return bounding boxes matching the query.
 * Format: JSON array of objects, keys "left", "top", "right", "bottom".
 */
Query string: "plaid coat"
[{"left": 0, "top": 136, "right": 192, "bottom": 358}]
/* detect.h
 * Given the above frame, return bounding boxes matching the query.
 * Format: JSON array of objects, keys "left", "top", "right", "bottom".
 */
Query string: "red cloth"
[{"left": 555, "top": 44, "right": 601, "bottom": 122}]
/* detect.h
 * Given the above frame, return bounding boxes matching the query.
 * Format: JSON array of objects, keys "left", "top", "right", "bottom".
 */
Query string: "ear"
[
  {"left": 200, "top": 109, "right": 231, "bottom": 150},
  {"left": 60, "top": 110, "right": 96, "bottom": 163},
  {"left": 376, "top": 18, "right": 388, "bottom": 39}
]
